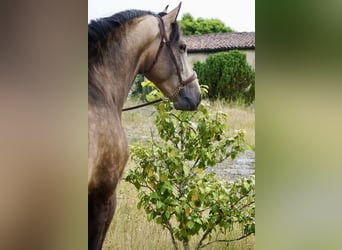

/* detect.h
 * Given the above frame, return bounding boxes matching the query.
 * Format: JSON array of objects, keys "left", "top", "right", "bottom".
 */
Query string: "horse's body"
[{"left": 88, "top": 4, "right": 201, "bottom": 249}]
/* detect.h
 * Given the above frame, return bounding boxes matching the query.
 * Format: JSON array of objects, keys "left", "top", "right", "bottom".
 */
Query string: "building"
[{"left": 184, "top": 32, "right": 255, "bottom": 69}]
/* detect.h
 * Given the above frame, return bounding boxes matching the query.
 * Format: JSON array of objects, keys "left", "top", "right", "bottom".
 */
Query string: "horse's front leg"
[
  {"left": 88, "top": 189, "right": 117, "bottom": 250},
  {"left": 100, "top": 192, "right": 117, "bottom": 248}
]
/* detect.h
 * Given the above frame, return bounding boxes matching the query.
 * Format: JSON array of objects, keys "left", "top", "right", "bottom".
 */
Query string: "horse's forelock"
[{"left": 170, "top": 22, "right": 181, "bottom": 43}]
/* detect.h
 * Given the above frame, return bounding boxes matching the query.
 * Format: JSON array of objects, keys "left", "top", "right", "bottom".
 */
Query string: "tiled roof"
[{"left": 183, "top": 32, "right": 255, "bottom": 52}]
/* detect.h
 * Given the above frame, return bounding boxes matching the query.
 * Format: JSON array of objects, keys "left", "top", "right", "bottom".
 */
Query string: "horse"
[{"left": 88, "top": 3, "right": 201, "bottom": 249}]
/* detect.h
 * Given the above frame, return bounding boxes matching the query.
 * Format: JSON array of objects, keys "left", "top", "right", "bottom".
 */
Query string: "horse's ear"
[
  {"left": 162, "top": 5, "right": 169, "bottom": 13},
  {"left": 158, "top": 5, "right": 169, "bottom": 16},
  {"left": 162, "top": 2, "right": 182, "bottom": 23}
]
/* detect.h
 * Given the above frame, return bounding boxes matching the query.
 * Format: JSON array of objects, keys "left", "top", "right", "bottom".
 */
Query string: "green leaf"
[
  {"left": 165, "top": 210, "right": 171, "bottom": 219},
  {"left": 147, "top": 211, "right": 154, "bottom": 222},
  {"left": 156, "top": 216, "right": 163, "bottom": 224},
  {"left": 168, "top": 200, "right": 179, "bottom": 207},
  {"left": 150, "top": 192, "right": 158, "bottom": 199},
  {"left": 243, "top": 181, "right": 250, "bottom": 191},
  {"left": 194, "top": 218, "right": 202, "bottom": 225},
  {"left": 186, "top": 221, "right": 195, "bottom": 229},
  {"left": 157, "top": 200, "right": 164, "bottom": 209},
  {"left": 141, "top": 80, "right": 155, "bottom": 87}
]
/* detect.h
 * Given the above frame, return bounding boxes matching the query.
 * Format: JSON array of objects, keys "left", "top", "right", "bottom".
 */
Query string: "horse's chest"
[{"left": 88, "top": 109, "right": 129, "bottom": 192}]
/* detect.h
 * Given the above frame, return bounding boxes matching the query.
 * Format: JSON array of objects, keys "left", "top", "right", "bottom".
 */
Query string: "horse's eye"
[{"left": 179, "top": 44, "right": 187, "bottom": 52}]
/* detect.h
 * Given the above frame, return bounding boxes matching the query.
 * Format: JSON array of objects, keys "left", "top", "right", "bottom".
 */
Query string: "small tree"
[{"left": 125, "top": 86, "right": 255, "bottom": 249}]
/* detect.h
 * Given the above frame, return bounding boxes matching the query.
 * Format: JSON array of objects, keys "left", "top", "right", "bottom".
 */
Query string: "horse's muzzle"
[{"left": 173, "top": 89, "right": 201, "bottom": 111}]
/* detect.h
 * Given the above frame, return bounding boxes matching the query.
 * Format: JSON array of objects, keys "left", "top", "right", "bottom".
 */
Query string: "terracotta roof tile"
[{"left": 183, "top": 32, "right": 255, "bottom": 52}]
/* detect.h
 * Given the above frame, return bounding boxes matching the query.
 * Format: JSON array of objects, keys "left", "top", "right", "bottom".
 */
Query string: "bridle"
[{"left": 144, "top": 14, "right": 197, "bottom": 100}]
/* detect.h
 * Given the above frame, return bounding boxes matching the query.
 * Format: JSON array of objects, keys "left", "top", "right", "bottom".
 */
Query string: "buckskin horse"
[{"left": 88, "top": 3, "right": 201, "bottom": 249}]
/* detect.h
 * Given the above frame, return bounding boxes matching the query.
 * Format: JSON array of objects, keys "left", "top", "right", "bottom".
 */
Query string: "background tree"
[{"left": 179, "top": 13, "right": 234, "bottom": 35}]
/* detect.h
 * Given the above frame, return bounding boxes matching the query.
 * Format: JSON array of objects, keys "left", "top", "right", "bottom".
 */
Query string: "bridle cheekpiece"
[{"left": 145, "top": 14, "right": 197, "bottom": 100}]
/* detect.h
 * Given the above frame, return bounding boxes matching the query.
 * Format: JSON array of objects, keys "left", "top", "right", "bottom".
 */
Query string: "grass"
[
  {"left": 208, "top": 99, "right": 255, "bottom": 149},
  {"left": 103, "top": 98, "right": 255, "bottom": 250}
]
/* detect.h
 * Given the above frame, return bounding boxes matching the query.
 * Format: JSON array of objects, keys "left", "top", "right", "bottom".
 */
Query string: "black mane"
[
  {"left": 88, "top": 9, "right": 154, "bottom": 54},
  {"left": 88, "top": 9, "right": 181, "bottom": 62},
  {"left": 170, "top": 22, "right": 181, "bottom": 43}
]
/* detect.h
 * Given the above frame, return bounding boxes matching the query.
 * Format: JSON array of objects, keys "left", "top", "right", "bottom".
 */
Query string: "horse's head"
[{"left": 143, "top": 3, "right": 201, "bottom": 111}]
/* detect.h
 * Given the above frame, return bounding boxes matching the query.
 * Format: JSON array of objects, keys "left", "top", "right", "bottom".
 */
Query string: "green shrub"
[{"left": 194, "top": 50, "right": 255, "bottom": 104}]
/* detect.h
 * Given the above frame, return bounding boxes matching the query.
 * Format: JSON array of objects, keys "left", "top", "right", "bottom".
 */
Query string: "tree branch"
[
  {"left": 194, "top": 228, "right": 213, "bottom": 250},
  {"left": 165, "top": 222, "right": 178, "bottom": 250},
  {"left": 181, "top": 156, "right": 201, "bottom": 189},
  {"left": 191, "top": 156, "right": 201, "bottom": 169},
  {"left": 139, "top": 184, "right": 154, "bottom": 193},
  {"left": 199, "top": 232, "right": 253, "bottom": 249},
  {"left": 237, "top": 201, "right": 255, "bottom": 211},
  {"left": 170, "top": 112, "right": 183, "bottom": 122}
]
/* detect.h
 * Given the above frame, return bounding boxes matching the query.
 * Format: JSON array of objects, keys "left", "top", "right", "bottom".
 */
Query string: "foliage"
[
  {"left": 125, "top": 90, "right": 255, "bottom": 250},
  {"left": 130, "top": 74, "right": 153, "bottom": 100},
  {"left": 194, "top": 50, "right": 255, "bottom": 104},
  {"left": 142, "top": 79, "right": 165, "bottom": 102},
  {"left": 179, "top": 13, "right": 234, "bottom": 35}
]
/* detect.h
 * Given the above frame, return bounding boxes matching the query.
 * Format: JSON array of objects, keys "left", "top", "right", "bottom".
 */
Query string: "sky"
[{"left": 88, "top": 0, "right": 255, "bottom": 32}]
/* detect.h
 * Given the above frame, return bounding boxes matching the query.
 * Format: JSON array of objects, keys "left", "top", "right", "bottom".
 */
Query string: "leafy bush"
[
  {"left": 194, "top": 50, "right": 255, "bottom": 104},
  {"left": 125, "top": 96, "right": 255, "bottom": 249}
]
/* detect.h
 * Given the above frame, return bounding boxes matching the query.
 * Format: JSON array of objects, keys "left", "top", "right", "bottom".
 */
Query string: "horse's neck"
[
  {"left": 90, "top": 17, "right": 157, "bottom": 113},
  {"left": 89, "top": 52, "right": 138, "bottom": 112}
]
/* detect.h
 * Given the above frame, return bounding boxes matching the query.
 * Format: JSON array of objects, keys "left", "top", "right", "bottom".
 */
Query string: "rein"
[
  {"left": 122, "top": 98, "right": 164, "bottom": 111},
  {"left": 122, "top": 14, "right": 197, "bottom": 112}
]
